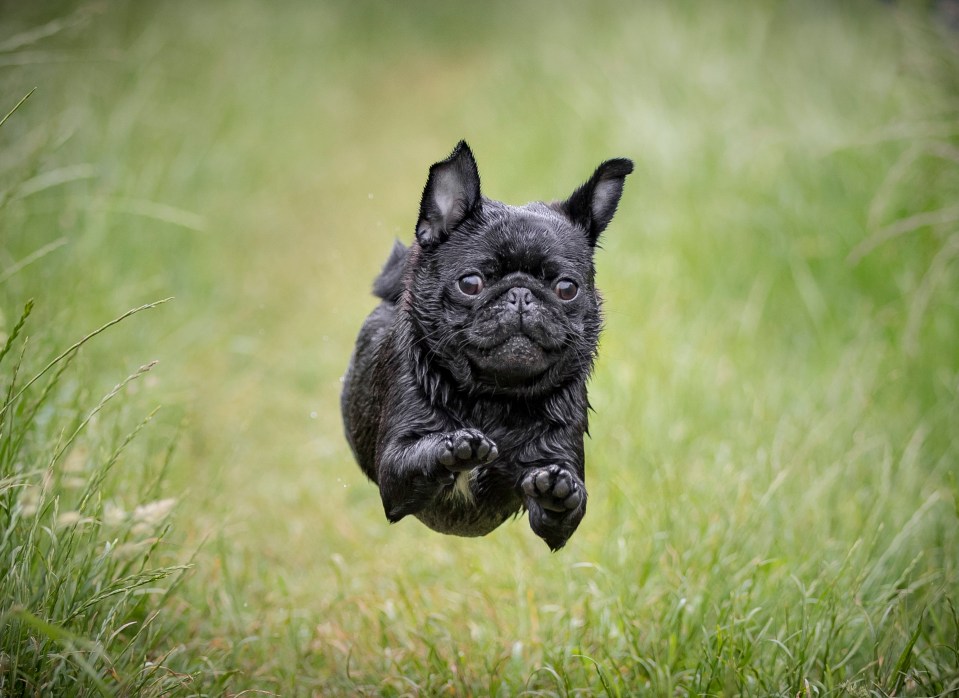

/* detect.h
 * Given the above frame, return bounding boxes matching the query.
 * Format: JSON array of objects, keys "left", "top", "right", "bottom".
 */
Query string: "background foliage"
[{"left": 1, "top": 1, "right": 958, "bottom": 695}]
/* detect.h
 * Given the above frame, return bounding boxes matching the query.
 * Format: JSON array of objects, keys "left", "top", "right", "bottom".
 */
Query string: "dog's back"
[
  {"left": 341, "top": 240, "right": 409, "bottom": 480},
  {"left": 372, "top": 239, "right": 408, "bottom": 304}
]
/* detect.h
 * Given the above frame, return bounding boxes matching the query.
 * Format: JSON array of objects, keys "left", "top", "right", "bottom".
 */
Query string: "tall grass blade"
[
  {"left": 0, "top": 298, "right": 172, "bottom": 419},
  {"left": 51, "top": 360, "right": 158, "bottom": 470},
  {"left": 0, "top": 239, "right": 68, "bottom": 285},
  {"left": 0, "top": 298, "right": 33, "bottom": 367},
  {"left": 890, "top": 611, "right": 923, "bottom": 695},
  {"left": 0, "top": 87, "right": 35, "bottom": 129},
  {"left": 4, "top": 607, "right": 113, "bottom": 698}
]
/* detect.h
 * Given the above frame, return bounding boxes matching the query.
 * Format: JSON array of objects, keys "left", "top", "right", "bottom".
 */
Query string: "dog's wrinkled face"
[
  {"left": 416, "top": 203, "right": 600, "bottom": 396},
  {"left": 408, "top": 142, "right": 631, "bottom": 398}
]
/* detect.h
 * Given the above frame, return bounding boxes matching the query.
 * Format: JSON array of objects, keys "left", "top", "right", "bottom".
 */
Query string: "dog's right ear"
[
  {"left": 415, "top": 141, "right": 481, "bottom": 248},
  {"left": 556, "top": 157, "right": 634, "bottom": 246}
]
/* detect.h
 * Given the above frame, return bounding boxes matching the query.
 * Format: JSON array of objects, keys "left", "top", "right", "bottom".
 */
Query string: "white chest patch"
[{"left": 448, "top": 470, "right": 474, "bottom": 502}]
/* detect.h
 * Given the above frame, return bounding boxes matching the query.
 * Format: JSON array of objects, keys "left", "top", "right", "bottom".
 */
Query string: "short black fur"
[{"left": 342, "top": 141, "right": 633, "bottom": 550}]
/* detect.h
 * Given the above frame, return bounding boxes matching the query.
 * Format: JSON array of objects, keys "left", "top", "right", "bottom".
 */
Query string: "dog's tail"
[{"left": 372, "top": 239, "right": 409, "bottom": 304}]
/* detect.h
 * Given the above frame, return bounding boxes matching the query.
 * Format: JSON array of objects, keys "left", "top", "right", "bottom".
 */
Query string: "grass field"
[{"left": 2, "top": 1, "right": 958, "bottom": 695}]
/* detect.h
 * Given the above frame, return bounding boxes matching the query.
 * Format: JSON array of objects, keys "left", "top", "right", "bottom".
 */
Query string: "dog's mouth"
[{"left": 466, "top": 335, "right": 557, "bottom": 388}]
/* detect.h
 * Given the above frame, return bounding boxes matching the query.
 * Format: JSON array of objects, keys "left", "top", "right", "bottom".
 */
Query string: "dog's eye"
[
  {"left": 554, "top": 279, "right": 579, "bottom": 301},
  {"left": 457, "top": 274, "right": 485, "bottom": 296}
]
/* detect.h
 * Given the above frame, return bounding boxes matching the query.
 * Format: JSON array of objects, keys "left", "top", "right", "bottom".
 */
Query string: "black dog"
[{"left": 341, "top": 141, "right": 632, "bottom": 550}]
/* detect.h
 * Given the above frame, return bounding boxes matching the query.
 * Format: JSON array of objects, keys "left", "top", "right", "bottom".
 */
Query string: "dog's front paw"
[
  {"left": 522, "top": 464, "right": 584, "bottom": 512},
  {"left": 521, "top": 465, "right": 586, "bottom": 551},
  {"left": 435, "top": 429, "right": 498, "bottom": 472}
]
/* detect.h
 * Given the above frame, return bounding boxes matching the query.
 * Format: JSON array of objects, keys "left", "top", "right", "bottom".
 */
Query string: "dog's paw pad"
[
  {"left": 437, "top": 429, "right": 498, "bottom": 471},
  {"left": 522, "top": 465, "right": 584, "bottom": 512}
]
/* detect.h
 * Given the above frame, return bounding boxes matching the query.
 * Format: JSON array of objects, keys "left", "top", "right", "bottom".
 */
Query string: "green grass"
[
  {"left": 1, "top": 0, "right": 958, "bottom": 695},
  {"left": 0, "top": 294, "right": 191, "bottom": 694}
]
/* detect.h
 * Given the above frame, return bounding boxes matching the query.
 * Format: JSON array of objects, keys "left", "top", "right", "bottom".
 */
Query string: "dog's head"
[{"left": 407, "top": 141, "right": 633, "bottom": 398}]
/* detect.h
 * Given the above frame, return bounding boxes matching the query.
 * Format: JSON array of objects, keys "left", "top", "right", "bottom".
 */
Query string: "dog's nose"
[{"left": 506, "top": 287, "right": 534, "bottom": 312}]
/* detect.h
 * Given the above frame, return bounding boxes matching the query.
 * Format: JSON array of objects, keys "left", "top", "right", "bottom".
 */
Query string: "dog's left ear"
[
  {"left": 556, "top": 158, "right": 634, "bottom": 246},
  {"left": 415, "top": 140, "right": 482, "bottom": 248}
]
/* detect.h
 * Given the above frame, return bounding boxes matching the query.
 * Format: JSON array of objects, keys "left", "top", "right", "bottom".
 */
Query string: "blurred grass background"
[{"left": 1, "top": 0, "right": 958, "bottom": 695}]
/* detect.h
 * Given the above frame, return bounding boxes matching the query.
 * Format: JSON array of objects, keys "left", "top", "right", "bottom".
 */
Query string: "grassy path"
[{"left": 1, "top": 2, "right": 957, "bottom": 694}]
